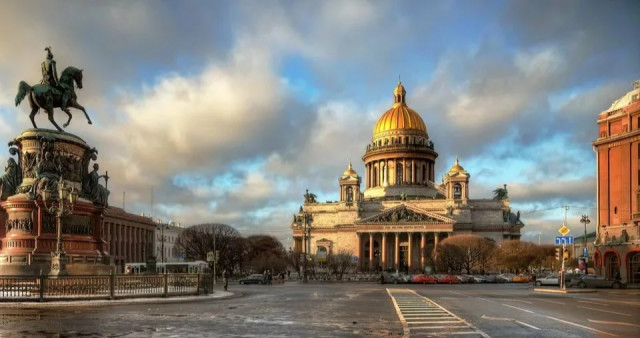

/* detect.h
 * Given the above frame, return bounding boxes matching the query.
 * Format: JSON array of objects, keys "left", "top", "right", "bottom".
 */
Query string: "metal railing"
[{"left": 0, "top": 273, "right": 214, "bottom": 302}]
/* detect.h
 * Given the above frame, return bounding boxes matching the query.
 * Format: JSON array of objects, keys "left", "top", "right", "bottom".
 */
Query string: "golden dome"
[
  {"left": 373, "top": 81, "right": 426, "bottom": 135},
  {"left": 341, "top": 162, "right": 358, "bottom": 178},
  {"left": 448, "top": 157, "right": 465, "bottom": 173}
]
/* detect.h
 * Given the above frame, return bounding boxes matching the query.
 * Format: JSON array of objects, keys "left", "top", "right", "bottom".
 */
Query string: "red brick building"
[{"left": 593, "top": 79, "right": 640, "bottom": 285}]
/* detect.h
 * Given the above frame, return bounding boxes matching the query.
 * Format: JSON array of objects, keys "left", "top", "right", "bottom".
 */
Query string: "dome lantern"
[{"left": 393, "top": 80, "right": 406, "bottom": 107}]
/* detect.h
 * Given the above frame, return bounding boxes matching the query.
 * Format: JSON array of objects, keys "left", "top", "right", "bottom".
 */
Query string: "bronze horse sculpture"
[{"left": 15, "top": 66, "right": 92, "bottom": 132}]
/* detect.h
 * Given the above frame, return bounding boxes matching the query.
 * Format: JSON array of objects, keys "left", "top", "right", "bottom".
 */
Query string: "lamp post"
[
  {"left": 580, "top": 215, "right": 591, "bottom": 273},
  {"left": 302, "top": 212, "right": 309, "bottom": 283},
  {"left": 157, "top": 219, "right": 165, "bottom": 263},
  {"left": 42, "top": 177, "right": 79, "bottom": 277}
]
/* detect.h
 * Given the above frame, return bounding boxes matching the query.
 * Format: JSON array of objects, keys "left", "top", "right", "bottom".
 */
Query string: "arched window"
[
  {"left": 346, "top": 187, "right": 353, "bottom": 202},
  {"left": 629, "top": 253, "right": 640, "bottom": 285},
  {"left": 606, "top": 252, "right": 620, "bottom": 279},
  {"left": 454, "top": 183, "right": 462, "bottom": 199},
  {"left": 396, "top": 163, "right": 403, "bottom": 185}
]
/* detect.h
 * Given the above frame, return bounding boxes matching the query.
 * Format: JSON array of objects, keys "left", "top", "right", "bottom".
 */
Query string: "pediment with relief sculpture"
[{"left": 357, "top": 205, "right": 454, "bottom": 224}]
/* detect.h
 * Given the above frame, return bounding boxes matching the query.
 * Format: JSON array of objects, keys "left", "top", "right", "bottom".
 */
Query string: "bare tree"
[
  {"left": 176, "top": 223, "right": 246, "bottom": 275},
  {"left": 243, "top": 235, "right": 287, "bottom": 274},
  {"left": 435, "top": 242, "right": 465, "bottom": 273},
  {"left": 327, "top": 249, "right": 355, "bottom": 280},
  {"left": 435, "top": 235, "right": 496, "bottom": 274},
  {"left": 495, "top": 240, "right": 538, "bottom": 273}
]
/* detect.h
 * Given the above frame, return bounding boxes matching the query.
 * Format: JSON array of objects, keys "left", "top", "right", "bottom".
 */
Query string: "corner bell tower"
[{"left": 339, "top": 162, "right": 361, "bottom": 203}]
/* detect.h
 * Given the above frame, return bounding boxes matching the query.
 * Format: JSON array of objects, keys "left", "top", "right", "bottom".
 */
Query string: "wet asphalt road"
[{"left": 0, "top": 282, "right": 638, "bottom": 337}]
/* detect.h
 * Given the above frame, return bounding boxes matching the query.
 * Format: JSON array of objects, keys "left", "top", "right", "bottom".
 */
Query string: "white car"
[{"left": 535, "top": 275, "right": 559, "bottom": 286}]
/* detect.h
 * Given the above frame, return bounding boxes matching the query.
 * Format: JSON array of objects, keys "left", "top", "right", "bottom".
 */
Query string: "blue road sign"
[
  {"left": 583, "top": 247, "right": 588, "bottom": 257},
  {"left": 555, "top": 236, "right": 574, "bottom": 245}
]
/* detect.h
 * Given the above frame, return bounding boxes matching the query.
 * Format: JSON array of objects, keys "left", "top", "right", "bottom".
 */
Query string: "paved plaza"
[{"left": 0, "top": 282, "right": 638, "bottom": 337}]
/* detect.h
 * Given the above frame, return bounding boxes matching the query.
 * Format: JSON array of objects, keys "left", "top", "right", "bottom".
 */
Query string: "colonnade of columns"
[
  {"left": 365, "top": 159, "right": 435, "bottom": 188},
  {"left": 356, "top": 231, "right": 449, "bottom": 272},
  {"left": 104, "top": 221, "right": 153, "bottom": 265}
]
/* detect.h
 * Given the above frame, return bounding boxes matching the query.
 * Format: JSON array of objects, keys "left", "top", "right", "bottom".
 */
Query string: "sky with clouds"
[{"left": 0, "top": 0, "right": 638, "bottom": 246}]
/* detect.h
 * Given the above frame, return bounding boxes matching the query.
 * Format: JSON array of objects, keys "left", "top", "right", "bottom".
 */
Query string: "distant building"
[
  {"left": 291, "top": 82, "right": 524, "bottom": 273},
  {"left": 593, "top": 79, "right": 640, "bottom": 285},
  {"left": 571, "top": 231, "right": 597, "bottom": 263},
  {"left": 103, "top": 208, "right": 156, "bottom": 272},
  {"left": 155, "top": 221, "right": 184, "bottom": 262}
]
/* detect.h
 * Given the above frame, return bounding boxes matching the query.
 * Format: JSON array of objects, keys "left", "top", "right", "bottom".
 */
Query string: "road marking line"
[
  {"left": 501, "top": 298, "right": 533, "bottom": 304},
  {"left": 480, "top": 315, "right": 540, "bottom": 330},
  {"left": 501, "top": 303, "right": 534, "bottom": 313},
  {"left": 577, "top": 306, "right": 632, "bottom": 317},
  {"left": 387, "top": 289, "right": 490, "bottom": 337},
  {"left": 385, "top": 289, "right": 409, "bottom": 337},
  {"left": 414, "top": 331, "right": 482, "bottom": 335},
  {"left": 407, "top": 320, "right": 461, "bottom": 324},
  {"left": 578, "top": 300, "right": 609, "bottom": 307},
  {"left": 478, "top": 297, "right": 496, "bottom": 303},
  {"left": 534, "top": 298, "right": 566, "bottom": 305},
  {"left": 410, "top": 325, "right": 471, "bottom": 329},
  {"left": 587, "top": 319, "right": 640, "bottom": 328},
  {"left": 545, "top": 316, "right": 617, "bottom": 337}
]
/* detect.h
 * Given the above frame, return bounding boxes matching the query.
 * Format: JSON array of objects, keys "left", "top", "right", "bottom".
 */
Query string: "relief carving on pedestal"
[{"left": 5, "top": 217, "right": 33, "bottom": 233}]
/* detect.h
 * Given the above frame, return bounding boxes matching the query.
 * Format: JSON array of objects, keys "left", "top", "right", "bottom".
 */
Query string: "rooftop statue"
[
  {"left": 15, "top": 47, "right": 92, "bottom": 132},
  {"left": 493, "top": 184, "right": 508, "bottom": 200}
]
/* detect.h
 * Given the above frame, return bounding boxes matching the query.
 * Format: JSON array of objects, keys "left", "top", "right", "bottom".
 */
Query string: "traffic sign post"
[
  {"left": 558, "top": 224, "right": 570, "bottom": 290},
  {"left": 555, "top": 236, "right": 574, "bottom": 245}
]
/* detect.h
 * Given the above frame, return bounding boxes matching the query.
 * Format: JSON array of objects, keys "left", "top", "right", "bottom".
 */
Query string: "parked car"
[
  {"left": 470, "top": 275, "right": 486, "bottom": 283},
  {"left": 483, "top": 275, "right": 497, "bottom": 283},
  {"left": 535, "top": 275, "right": 559, "bottom": 286},
  {"left": 410, "top": 274, "right": 437, "bottom": 284},
  {"left": 436, "top": 274, "right": 460, "bottom": 284},
  {"left": 238, "top": 274, "right": 264, "bottom": 284},
  {"left": 563, "top": 273, "right": 583, "bottom": 286},
  {"left": 568, "top": 275, "right": 626, "bottom": 289},
  {"left": 496, "top": 274, "right": 513, "bottom": 283},
  {"left": 382, "top": 272, "right": 407, "bottom": 284},
  {"left": 455, "top": 275, "right": 474, "bottom": 283},
  {"left": 512, "top": 274, "right": 532, "bottom": 283}
]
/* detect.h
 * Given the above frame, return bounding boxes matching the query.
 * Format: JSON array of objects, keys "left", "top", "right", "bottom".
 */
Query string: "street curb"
[
  {"left": 0, "top": 290, "right": 241, "bottom": 308},
  {"left": 533, "top": 288, "right": 597, "bottom": 294}
]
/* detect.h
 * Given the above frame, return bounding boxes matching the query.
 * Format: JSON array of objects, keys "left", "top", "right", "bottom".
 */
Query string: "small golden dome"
[
  {"left": 448, "top": 157, "right": 465, "bottom": 173},
  {"left": 342, "top": 162, "right": 358, "bottom": 177}
]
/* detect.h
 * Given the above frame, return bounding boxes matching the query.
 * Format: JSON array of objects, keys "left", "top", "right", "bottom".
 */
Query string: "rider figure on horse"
[{"left": 41, "top": 47, "right": 69, "bottom": 111}]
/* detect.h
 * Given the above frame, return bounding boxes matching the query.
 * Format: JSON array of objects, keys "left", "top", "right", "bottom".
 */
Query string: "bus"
[{"left": 124, "top": 261, "right": 211, "bottom": 274}]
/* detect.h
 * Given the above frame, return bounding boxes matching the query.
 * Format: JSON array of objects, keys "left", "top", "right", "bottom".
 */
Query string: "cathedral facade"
[{"left": 291, "top": 82, "right": 524, "bottom": 272}]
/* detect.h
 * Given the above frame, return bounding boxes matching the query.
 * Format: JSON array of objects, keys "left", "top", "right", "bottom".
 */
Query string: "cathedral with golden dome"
[{"left": 291, "top": 82, "right": 524, "bottom": 273}]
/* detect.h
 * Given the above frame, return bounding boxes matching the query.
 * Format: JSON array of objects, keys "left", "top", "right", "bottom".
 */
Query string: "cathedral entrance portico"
[{"left": 355, "top": 229, "right": 450, "bottom": 273}]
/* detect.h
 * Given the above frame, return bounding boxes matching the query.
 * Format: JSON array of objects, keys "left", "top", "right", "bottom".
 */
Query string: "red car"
[
  {"left": 436, "top": 274, "right": 460, "bottom": 284},
  {"left": 410, "top": 274, "right": 437, "bottom": 284}
]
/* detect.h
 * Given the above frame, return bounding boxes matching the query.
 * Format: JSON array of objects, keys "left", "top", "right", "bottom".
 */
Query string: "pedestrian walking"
[
  {"left": 287, "top": 270, "right": 291, "bottom": 280},
  {"left": 267, "top": 270, "right": 273, "bottom": 285},
  {"left": 222, "top": 269, "right": 229, "bottom": 291}
]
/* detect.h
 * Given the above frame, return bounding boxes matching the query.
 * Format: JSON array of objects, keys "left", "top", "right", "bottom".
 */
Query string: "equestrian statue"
[{"left": 15, "top": 47, "right": 92, "bottom": 132}]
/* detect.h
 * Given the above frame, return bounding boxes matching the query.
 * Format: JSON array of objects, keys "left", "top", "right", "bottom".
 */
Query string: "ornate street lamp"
[
  {"left": 580, "top": 215, "right": 591, "bottom": 273},
  {"left": 42, "top": 177, "right": 78, "bottom": 277}
]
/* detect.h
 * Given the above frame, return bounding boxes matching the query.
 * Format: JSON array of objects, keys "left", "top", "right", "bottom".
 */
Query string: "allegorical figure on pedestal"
[
  {"left": 83, "top": 163, "right": 109, "bottom": 206},
  {"left": 32, "top": 148, "right": 61, "bottom": 199},
  {"left": 0, "top": 158, "right": 20, "bottom": 200},
  {"left": 15, "top": 47, "right": 92, "bottom": 132}
]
